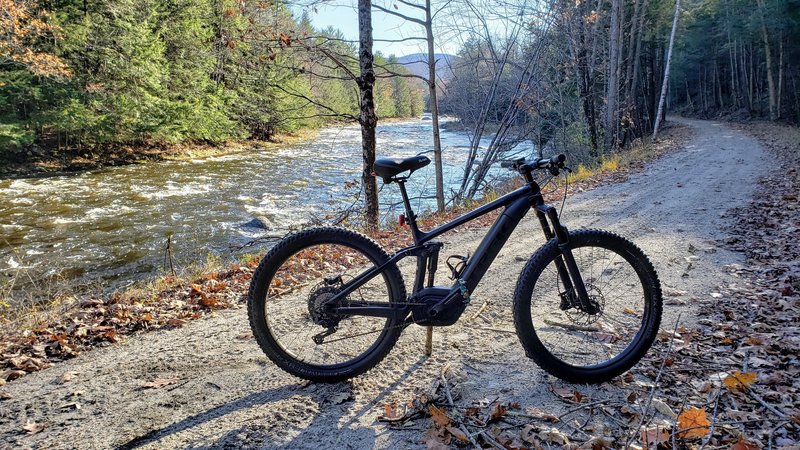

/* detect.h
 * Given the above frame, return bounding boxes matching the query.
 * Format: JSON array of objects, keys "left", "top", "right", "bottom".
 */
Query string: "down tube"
[{"left": 460, "top": 196, "right": 532, "bottom": 293}]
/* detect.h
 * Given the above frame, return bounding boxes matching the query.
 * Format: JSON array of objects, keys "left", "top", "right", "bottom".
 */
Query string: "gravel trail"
[{"left": 0, "top": 117, "right": 768, "bottom": 449}]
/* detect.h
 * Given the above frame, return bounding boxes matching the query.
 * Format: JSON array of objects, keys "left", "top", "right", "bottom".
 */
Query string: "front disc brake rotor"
[{"left": 564, "top": 284, "right": 605, "bottom": 326}]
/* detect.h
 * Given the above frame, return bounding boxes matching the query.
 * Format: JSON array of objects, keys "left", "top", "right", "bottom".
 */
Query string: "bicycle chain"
[{"left": 311, "top": 300, "right": 439, "bottom": 344}]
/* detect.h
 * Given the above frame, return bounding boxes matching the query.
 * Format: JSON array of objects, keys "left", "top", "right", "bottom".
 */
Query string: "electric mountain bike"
[{"left": 247, "top": 153, "right": 662, "bottom": 383}]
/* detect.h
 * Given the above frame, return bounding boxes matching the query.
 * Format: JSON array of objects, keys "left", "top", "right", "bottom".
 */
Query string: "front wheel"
[{"left": 513, "top": 229, "right": 662, "bottom": 383}]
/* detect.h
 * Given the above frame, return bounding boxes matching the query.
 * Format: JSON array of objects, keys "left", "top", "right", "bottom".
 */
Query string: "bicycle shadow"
[{"left": 116, "top": 356, "right": 426, "bottom": 450}]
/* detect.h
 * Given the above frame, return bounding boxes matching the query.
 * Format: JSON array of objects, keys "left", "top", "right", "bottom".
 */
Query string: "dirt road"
[{"left": 0, "top": 118, "right": 769, "bottom": 449}]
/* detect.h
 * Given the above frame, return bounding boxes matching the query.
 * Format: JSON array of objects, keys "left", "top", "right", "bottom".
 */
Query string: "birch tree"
[
  {"left": 652, "top": 0, "right": 681, "bottom": 140},
  {"left": 603, "top": 0, "right": 621, "bottom": 149}
]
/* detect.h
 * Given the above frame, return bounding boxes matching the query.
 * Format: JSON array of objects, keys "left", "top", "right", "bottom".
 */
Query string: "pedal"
[{"left": 446, "top": 254, "right": 469, "bottom": 280}]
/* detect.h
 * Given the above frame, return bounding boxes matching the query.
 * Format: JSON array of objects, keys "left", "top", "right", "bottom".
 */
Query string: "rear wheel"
[
  {"left": 247, "top": 227, "right": 406, "bottom": 382},
  {"left": 513, "top": 229, "right": 662, "bottom": 383}
]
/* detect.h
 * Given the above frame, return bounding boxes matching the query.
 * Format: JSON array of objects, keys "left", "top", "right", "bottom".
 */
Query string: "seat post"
[{"left": 396, "top": 179, "right": 422, "bottom": 243}]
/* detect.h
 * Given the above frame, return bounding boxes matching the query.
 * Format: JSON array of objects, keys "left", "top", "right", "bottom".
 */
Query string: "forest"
[
  {"left": 0, "top": 0, "right": 425, "bottom": 153},
  {"left": 1, "top": 0, "right": 799, "bottom": 218}
]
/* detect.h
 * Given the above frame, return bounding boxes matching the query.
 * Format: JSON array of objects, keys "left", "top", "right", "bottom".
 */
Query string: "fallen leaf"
[
  {"left": 724, "top": 371, "right": 758, "bottom": 392},
  {"left": 730, "top": 438, "right": 760, "bottom": 450},
  {"left": 446, "top": 426, "right": 469, "bottom": 443},
  {"left": 538, "top": 427, "right": 570, "bottom": 445},
  {"left": 520, "top": 424, "right": 537, "bottom": 443},
  {"left": 464, "top": 406, "right": 481, "bottom": 417},
  {"left": 167, "top": 318, "right": 185, "bottom": 328},
  {"left": 551, "top": 385, "right": 586, "bottom": 403},
  {"left": 522, "top": 407, "right": 560, "bottom": 422},
  {"left": 0, "top": 392, "right": 11, "bottom": 400},
  {"left": 22, "top": 420, "right": 46, "bottom": 434},
  {"left": 640, "top": 425, "right": 670, "bottom": 447},
  {"left": 677, "top": 407, "right": 710, "bottom": 439},
  {"left": 2, "top": 369, "right": 26, "bottom": 381},
  {"left": 422, "top": 426, "right": 450, "bottom": 450},
  {"left": 189, "top": 283, "right": 204, "bottom": 297},
  {"left": 380, "top": 403, "right": 404, "bottom": 421},
  {"left": 428, "top": 405, "right": 451, "bottom": 428},
  {"left": 198, "top": 295, "right": 219, "bottom": 308},
  {"left": 579, "top": 436, "right": 615, "bottom": 449},
  {"left": 652, "top": 398, "right": 677, "bottom": 419},
  {"left": 57, "top": 371, "right": 78, "bottom": 384},
  {"left": 141, "top": 377, "right": 179, "bottom": 389},
  {"left": 490, "top": 403, "right": 508, "bottom": 421},
  {"left": 663, "top": 287, "right": 688, "bottom": 297}
]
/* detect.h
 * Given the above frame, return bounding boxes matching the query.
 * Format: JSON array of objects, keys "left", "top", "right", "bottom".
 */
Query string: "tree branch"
[{"left": 372, "top": 3, "right": 426, "bottom": 27}]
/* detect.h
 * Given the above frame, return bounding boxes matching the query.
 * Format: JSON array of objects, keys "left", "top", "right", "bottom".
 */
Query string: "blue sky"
[{"left": 292, "top": 1, "right": 460, "bottom": 57}]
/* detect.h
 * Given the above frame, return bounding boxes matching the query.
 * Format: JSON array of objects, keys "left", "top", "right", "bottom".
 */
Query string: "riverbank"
[
  {"left": 0, "top": 120, "right": 693, "bottom": 384},
  {"left": 0, "top": 129, "right": 321, "bottom": 180},
  {"left": 0, "top": 116, "right": 439, "bottom": 180}
]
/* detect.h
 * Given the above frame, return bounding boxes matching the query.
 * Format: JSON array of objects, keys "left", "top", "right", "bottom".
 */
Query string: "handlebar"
[{"left": 500, "top": 154, "right": 567, "bottom": 175}]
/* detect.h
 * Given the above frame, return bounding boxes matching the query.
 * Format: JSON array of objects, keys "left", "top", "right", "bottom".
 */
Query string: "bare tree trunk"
[
  {"left": 625, "top": 0, "right": 649, "bottom": 102},
  {"left": 425, "top": 0, "right": 445, "bottom": 213},
  {"left": 747, "top": 42, "right": 756, "bottom": 112},
  {"left": 627, "top": 0, "right": 649, "bottom": 134},
  {"left": 716, "top": 63, "right": 723, "bottom": 107},
  {"left": 623, "top": 0, "right": 640, "bottom": 104},
  {"left": 652, "top": 0, "right": 681, "bottom": 140},
  {"left": 755, "top": 0, "right": 776, "bottom": 120},
  {"left": 729, "top": 31, "right": 738, "bottom": 108},
  {"left": 777, "top": 32, "right": 783, "bottom": 119},
  {"left": 604, "top": 0, "right": 621, "bottom": 149},
  {"left": 572, "top": 0, "right": 599, "bottom": 153},
  {"left": 358, "top": 0, "right": 379, "bottom": 230},
  {"left": 372, "top": 0, "right": 444, "bottom": 212}
]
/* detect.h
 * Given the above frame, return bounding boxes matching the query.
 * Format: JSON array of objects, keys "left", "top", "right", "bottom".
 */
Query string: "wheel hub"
[
  {"left": 563, "top": 284, "right": 605, "bottom": 326},
  {"left": 307, "top": 285, "right": 342, "bottom": 328}
]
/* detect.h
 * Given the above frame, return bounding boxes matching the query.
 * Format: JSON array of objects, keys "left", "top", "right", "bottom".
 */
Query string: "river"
[{"left": 1, "top": 119, "right": 521, "bottom": 294}]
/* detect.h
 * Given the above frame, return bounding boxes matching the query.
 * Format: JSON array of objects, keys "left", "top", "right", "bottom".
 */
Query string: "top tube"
[{"left": 413, "top": 185, "right": 534, "bottom": 245}]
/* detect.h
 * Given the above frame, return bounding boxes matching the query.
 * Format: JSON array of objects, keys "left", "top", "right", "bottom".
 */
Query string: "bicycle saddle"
[{"left": 373, "top": 155, "right": 430, "bottom": 183}]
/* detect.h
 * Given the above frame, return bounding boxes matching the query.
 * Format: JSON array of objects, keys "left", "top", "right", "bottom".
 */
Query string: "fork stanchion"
[{"left": 424, "top": 326, "right": 433, "bottom": 356}]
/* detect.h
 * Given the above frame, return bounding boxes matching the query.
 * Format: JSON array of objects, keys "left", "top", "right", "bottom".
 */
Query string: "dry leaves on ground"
[{"left": 374, "top": 123, "right": 799, "bottom": 449}]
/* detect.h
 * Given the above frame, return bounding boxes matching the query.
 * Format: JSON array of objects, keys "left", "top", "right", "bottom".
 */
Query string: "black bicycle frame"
[{"left": 327, "top": 175, "right": 592, "bottom": 320}]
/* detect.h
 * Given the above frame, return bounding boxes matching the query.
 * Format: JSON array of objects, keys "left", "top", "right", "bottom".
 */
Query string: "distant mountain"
[{"left": 396, "top": 53, "right": 458, "bottom": 81}]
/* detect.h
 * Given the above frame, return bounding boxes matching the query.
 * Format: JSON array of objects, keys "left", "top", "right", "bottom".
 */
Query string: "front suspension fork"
[{"left": 534, "top": 204, "right": 598, "bottom": 315}]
